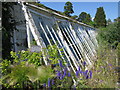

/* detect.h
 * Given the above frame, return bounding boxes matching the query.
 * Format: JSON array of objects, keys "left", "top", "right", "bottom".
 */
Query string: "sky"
[{"left": 41, "top": 2, "right": 118, "bottom": 22}]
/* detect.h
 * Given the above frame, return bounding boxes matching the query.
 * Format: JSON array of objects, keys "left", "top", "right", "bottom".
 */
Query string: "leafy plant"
[
  {"left": 37, "top": 65, "right": 54, "bottom": 83},
  {"left": 10, "top": 51, "right": 43, "bottom": 67},
  {"left": 1, "top": 60, "right": 54, "bottom": 88},
  {"left": 0, "top": 59, "right": 11, "bottom": 75},
  {"left": 86, "top": 45, "right": 118, "bottom": 88},
  {"left": 46, "top": 44, "right": 64, "bottom": 64},
  {"left": 1, "top": 64, "right": 29, "bottom": 88},
  {"left": 97, "top": 21, "right": 120, "bottom": 48},
  {"left": 31, "top": 39, "right": 37, "bottom": 46}
]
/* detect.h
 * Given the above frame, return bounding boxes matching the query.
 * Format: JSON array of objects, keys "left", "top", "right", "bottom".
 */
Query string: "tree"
[
  {"left": 114, "top": 17, "right": 120, "bottom": 22},
  {"left": 85, "top": 14, "right": 92, "bottom": 24},
  {"left": 64, "top": 1, "right": 74, "bottom": 17},
  {"left": 78, "top": 12, "right": 87, "bottom": 22},
  {"left": 78, "top": 12, "right": 92, "bottom": 24},
  {"left": 94, "top": 7, "right": 107, "bottom": 27},
  {"left": 107, "top": 18, "right": 112, "bottom": 25},
  {"left": 86, "top": 14, "right": 91, "bottom": 21}
]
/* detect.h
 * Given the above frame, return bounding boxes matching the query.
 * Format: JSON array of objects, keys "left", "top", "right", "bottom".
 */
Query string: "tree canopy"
[
  {"left": 78, "top": 12, "right": 92, "bottom": 24},
  {"left": 64, "top": 1, "right": 74, "bottom": 17},
  {"left": 107, "top": 18, "right": 112, "bottom": 25},
  {"left": 94, "top": 7, "right": 107, "bottom": 27}
]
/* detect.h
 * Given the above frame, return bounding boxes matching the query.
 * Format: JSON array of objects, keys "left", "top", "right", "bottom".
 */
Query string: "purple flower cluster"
[
  {"left": 59, "top": 60, "right": 64, "bottom": 68},
  {"left": 56, "top": 67, "right": 70, "bottom": 80},
  {"left": 43, "top": 60, "right": 92, "bottom": 88},
  {"left": 48, "top": 78, "right": 51, "bottom": 87},
  {"left": 75, "top": 67, "right": 92, "bottom": 79},
  {"left": 83, "top": 61, "right": 86, "bottom": 66}
]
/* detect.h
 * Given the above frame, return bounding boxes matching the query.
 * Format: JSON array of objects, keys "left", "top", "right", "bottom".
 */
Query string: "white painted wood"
[
  {"left": 59, "top": 25, "right": 81, "bottom": 67},
  {"left": 22, "top": 2, "right": 48, "bottom": 65},
  {"left": 26, "top": 17, "right": 31, "bottom": 48},
  {"left": 51, "top": 27, "right": 76, "bottom": 73},
  {"left": 57, "top": 27, "right": 79, "bottom": 70}
]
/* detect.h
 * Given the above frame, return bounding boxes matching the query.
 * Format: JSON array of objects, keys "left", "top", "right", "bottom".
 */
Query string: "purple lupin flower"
[
  {"left": 63, "top": 69, "right": 67, "bottom": 76},
  {"left": 68, "top": 72, "right": 71, "bottom": 77},
  {"left": 83, "top": 70, "right": 88, "bottom": 76},
  {"left": 52, "top": 80, "right": 54, "bottom": 85},
  {"left": 85, "top": 70, "right": 88, "bottom": 75},
  {"left": 83, "top": 70, "right": 89, "bottom": 79},
  {"left": 89, "top": 70, "right": 92, "bottom": 79},
  {"left": 78, "top": 66, "right": 81, "bottom": 72},
  {"left": 56, "top": 71, "right": 61, "bottom": 77},
  {"left": 83, "top": 61, "right": 86, "bottom": 66},
  {"left": 60, "top": 75, "right": 63, "bottom": 80},
  {"left": 64, "top": 67, "right": 68, "bottom": 71},
  {"left": 59, "top": 60, "right": 63, "bottom": 68},
  {"left": 79, "top": 70, "right": 83, "bottom": 74},
  {"left": 86, "top": 75, "right": 89, "bottom": 79},
  {"left": 76, "top": 70, "right": 79, "bottom": 77},
  {"left": 48, "top": 78, "right": 51, "bottom": 87},
  {"left": 108, "top": 64, "right": 112, "bottom": 66},
  {"left": 73, "top": 85, "right": 76, "bottom": 90},
  {"left": 100, "top": 80, "right": 103, "bottom": 83},
  {"left": 43, "top": 83, "right": 46, "bottom": 87}
]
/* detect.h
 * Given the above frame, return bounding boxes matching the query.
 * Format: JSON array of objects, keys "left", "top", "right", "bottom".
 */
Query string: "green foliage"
[
  {"left": 31, "top": 39, "right": 37, "bottom": 46},
  {"left": 117, "top": 43, "right": 120, "bottom": 60},
  {"left": 37, "top": 65, "right": 54, "bottom": 83},
  {"left": 64, "top": 1, "right": 74, "bottom": 16},
  {"left": 1, "top": 64, "right": 29, "bottom": 88},
  {"left": 114, "top": 17, "right": 120, "bottom": 22},
  {"left": 85, "top": 14, "right": 92, "bottom": 24},
  {"left": 0, "top": 59, "right": 11, "bottom": 75},
  {"left": 29, "top": 2, "right": 45, "bottom": 8},
  {"left": 76, "top": 80, "right": 90, "bottom": 89},
  {"left": 1, "top": 62, "right": 54, "bottom": 88},
  {"left": 86, "top": 46, "right": 118, "bottom": 88},
  {"left": 46, "top": 44, "right": 64, "bottom": 64},
  {"left": 1, "top": 44, "right": 64, "bottom": 88},
  {"left": 71, "top": 15, "right": 78, "bottom": 20},
  {"left": 97, "top": 21, "right": 120, "bottom": 48},
  {"left": 78, "top": 12, "right": 87, "bottom": 22},
  {"left": 0, "top": 51, "right": 54, "bottom": 88},
  {"left": 78, "top": 12, "right": 92, "bottom": 25},
  {"left": 107, "top": 18, "right": 112, "bottom": 25},
  {"left": 94, "top": 7, "right": 107, "bottom": 27},
  {"left": 88, "top": 21, "right": 96, "bottom": 27},
  {"left": 52, "top": 75, "right": 73, "bottom": 88},
  {"left": 86, "top": 17, "right": 119, "bottom": 88},
  {"left": 10, "top": 51, "right": 42, "bottom": 67}
]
